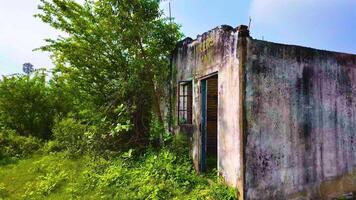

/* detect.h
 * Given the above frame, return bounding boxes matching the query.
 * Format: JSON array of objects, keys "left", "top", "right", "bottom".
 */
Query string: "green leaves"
[
  {"left": 111, "top": 121, "right": 131, "bottom": 136},
  {"left": 121, "top": 149, "right": 134, "bottom": 159},
  {"left": 51, "top": 117, "right": 87, "bottom": 155},
  {"left": 109, "top": 104, "right": 132, "bottom": 137}
]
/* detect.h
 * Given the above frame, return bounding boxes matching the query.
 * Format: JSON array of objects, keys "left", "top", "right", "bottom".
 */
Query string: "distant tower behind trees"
[{"left": 22, "top": 63, "right": 34, "bottom": 75}]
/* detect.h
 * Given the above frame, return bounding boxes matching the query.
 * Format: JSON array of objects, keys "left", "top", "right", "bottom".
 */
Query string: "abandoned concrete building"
[{"left": 172, "top": 25, "right": 356, "bottom": 199}]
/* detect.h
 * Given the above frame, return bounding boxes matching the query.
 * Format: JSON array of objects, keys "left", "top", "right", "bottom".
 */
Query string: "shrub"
[
  {"left": 83, "top": 136, "right": 238, "bottom": 200},
  {"left": 51, "top": 114, "right": 132, "bottom": 157},
  {"left": 52, "top": 118, "right": 87, "bottom": 155},
  {"left": 23, "top": 170, "right": 68, "bottom": 199},
  {"left": 42, "top": 140, "right": 62, "bottom": 154},
  {"left": 149, "top": 116, "right": 174, "bottom": 147},
  {"left": 0, "top": 129, "right": 41, "bottom": 159}
]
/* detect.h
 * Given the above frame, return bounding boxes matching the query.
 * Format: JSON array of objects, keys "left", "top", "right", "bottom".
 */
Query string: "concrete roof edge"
[
  {"left": 252, "top": 38, "right": 356, "bottom": 57},
  {"left": 176, "top": 24, "right": 242, "bottom": 48}
]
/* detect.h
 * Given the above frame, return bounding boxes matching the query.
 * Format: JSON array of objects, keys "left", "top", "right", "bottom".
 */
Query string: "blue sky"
[{"left": 1, "top": 0, "right": 356, "bottom": 75}]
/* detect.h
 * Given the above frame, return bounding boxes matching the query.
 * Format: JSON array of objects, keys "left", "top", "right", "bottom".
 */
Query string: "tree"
[
  {"left": 36, "top": 0, "right": 182, "bottom": 145},
  {"left": 0, "top": 72, "right": 54, "bottom": 138}
]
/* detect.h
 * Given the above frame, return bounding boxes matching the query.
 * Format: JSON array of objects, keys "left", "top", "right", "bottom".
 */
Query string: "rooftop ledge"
[{"left": 176, "top": 24, "right": 250, "bottom": 48}]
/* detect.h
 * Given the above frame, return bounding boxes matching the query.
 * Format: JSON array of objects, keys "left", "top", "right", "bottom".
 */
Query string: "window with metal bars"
[{"left": 178, "top": 81, "right": 192, "bottom": 125}]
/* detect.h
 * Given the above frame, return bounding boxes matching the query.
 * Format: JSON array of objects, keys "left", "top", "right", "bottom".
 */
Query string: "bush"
[
  {"left": 42, "top": 140, "right": 62, "bottom": 154},
  {"left": 50, "top": 115, "right": 132, "bottom": 157},
  {"left": 0, "top": 129, "right": 41, "bottom": 160},
  {"left": 23, "top": 170, "right": 68, "bottom": 199},
  {"left": 149, "top": 116, "right": 173, "bottom": 147},
  {"left": 52, "top": 118, "right": 88, "bottom": 155}
]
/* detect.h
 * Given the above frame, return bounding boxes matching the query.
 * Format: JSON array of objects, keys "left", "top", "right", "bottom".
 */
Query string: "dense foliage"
[
  {"left": 36, "top": 0, "right": 182, "bottom": 145},
  {"left": 0, "top": 72, "right": 57, "bottom": 139}
]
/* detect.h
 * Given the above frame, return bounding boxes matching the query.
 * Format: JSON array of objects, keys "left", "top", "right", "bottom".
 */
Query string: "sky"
[{"left": 1, "top": 0, "right": 356, "bottom": 75}]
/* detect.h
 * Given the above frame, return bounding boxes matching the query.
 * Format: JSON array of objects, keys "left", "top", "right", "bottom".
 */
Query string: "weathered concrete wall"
[
  {"left": 173, "top": 24, "right": 356, "bottom": 200},
  {"left": 172, "top": 26, "right": 244, "bottom": 195},
  {"left": 244, "top": 39, "right": 356, "bottom": 199}
]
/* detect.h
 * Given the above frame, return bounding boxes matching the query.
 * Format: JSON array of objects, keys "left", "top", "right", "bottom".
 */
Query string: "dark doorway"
[{"left": 200, "top": 74, "right": 218, "bottom": 172}]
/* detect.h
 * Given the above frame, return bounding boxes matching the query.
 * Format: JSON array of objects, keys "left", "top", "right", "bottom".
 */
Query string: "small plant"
[
  {"left": 149, "top": 115, "right": 174, "bottom": 147},
  {"left": 109, "top": 104, "right": 132, "bottom": 137}
]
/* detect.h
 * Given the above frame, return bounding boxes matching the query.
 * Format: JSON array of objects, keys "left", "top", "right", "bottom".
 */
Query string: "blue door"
[
  {"left": 200, "top": 79, "right": 207, "bottom": 172},
  {"left": 200, "top": 74, "right": 218, "bottom": 172}
]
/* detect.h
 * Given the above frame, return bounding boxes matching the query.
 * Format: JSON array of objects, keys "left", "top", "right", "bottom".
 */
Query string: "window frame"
[{"left": 178, "top": 80, "right": 193, "bottom": 125}]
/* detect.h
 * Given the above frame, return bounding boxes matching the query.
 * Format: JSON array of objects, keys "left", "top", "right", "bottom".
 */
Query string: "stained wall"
[
  {"left": 172, "top": 25, "right": 244, "bottom": 197},
  {"left": 244, "top": 39, "right": 356, "bottom": 199},
  {"left": 173, "top": 25, "right": 356, "bottom": 200}
]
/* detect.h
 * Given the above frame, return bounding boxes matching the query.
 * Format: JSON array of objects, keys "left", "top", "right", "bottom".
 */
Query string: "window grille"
[{"left": 178, "top": 81, "right": 192, "bottom": 124}]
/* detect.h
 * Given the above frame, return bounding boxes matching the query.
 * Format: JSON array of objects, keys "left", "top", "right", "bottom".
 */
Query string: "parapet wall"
[{"left": 244, "top": 39, "right": 356, "bottom": 199}]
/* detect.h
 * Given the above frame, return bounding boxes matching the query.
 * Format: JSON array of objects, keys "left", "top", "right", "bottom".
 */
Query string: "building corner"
[{"left": 237, "top": 25, "right": 249, "bottom": 200}]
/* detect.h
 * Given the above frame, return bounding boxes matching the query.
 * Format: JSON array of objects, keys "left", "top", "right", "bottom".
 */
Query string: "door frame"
[
  {"left": 200, "top": 72, "right": 218, "bottom": 172},
  {"left": 200, "top": 78, "right": 207, "bottom": 172}
]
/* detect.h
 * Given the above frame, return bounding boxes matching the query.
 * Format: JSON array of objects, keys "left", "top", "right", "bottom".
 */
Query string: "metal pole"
[
  {"left": 169, "top": 0, "right": 173, "bottom": 133},
  {"left": 169, "top": 1, "right": 172, "bottom": 24}
]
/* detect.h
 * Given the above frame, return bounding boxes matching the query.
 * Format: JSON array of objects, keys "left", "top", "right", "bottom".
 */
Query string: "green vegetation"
[
  {"left": 35, "top": 0, "right": 182, "bottom": 145},
  {"left": 0, "top": 129, "right": 41, "bottom": 162},
  {"left": 0, "top": 0, "right": 237, "bottom": 199},
  {"left": 0, "top": 71, "right": 65, "bottom": 139},
  {"left": 0, "top": 135, "right": 236, "bottom": 199}
]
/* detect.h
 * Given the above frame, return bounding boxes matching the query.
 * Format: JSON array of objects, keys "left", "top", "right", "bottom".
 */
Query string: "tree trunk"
[{"left": 137, "top": 39, "right": 165, "bottom": 146}]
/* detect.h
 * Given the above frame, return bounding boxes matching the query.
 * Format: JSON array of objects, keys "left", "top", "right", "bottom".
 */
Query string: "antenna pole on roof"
[
  {"left": 169, "top": 0, "right": 172, "bottom": 24},
  {"left": 168, "top": 0, "right": 174, "bottom": 133},
  {"left": 248, "top": 17, "right": 252, "bottom": 31}
]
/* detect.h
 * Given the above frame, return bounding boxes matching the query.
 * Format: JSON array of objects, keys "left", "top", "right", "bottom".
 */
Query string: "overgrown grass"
[
  {"left": 0, "top": 139, "right": 237, "bottom": 200},
  {"left": 0, "top": 154, "right": 91, "bottom": 199}
]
